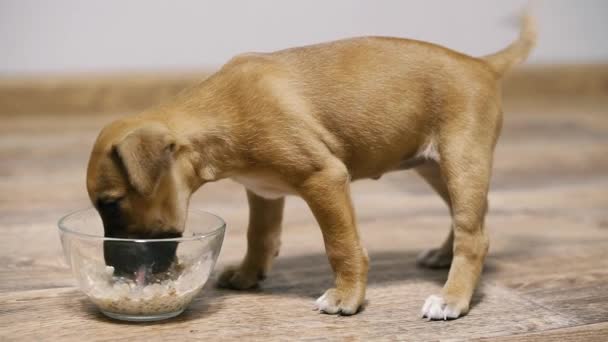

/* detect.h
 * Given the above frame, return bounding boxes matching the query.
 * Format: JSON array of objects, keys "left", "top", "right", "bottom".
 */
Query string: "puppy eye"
[{"left": 97, "top": 198, "right": 123, "bottom": 210}]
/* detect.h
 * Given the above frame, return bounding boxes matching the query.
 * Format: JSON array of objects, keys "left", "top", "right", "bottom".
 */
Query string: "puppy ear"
[{"left": 113, "top": 126, "right": 176, "bottom": 196}]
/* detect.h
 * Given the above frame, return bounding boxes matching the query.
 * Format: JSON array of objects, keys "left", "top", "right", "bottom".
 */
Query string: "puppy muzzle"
[{"left": 103, "top": 231, "right": 181, "bottom": 277}]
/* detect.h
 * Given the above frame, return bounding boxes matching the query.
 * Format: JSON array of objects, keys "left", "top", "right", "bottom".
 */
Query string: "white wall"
[{"left": 1, "top": 0, "right": 607, "bottom": 76}]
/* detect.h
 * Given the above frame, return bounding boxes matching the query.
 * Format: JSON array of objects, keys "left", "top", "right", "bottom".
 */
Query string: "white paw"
[
  {"left": 314, "top": 292, "right": 340, "bottom": 314},
  {"left": 421, "top": 295, "right": 461, "bottom": 320},
  {"left": 313, "top": 288, "right": 361, "bottom": 315}
]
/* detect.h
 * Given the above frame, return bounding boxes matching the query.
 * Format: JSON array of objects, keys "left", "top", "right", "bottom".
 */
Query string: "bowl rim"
[{"left": 58, "top": 207, "right": 226, "bottom": 242}]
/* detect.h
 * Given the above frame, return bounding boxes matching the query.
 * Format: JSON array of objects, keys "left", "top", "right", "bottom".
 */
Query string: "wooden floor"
[{"left": 1, "top": 98, "right": 607, "bottom": 341}]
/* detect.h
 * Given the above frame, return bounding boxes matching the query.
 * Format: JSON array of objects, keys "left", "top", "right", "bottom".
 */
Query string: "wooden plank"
[
  {"left": 0, "top": 283, "right": 575, "bottom": 341},
  {"left": 497, "top": 268, "right": 608, "bottom": 324},
  {"left": 472, "top": 322, "right": 608, "bottom": 342}
]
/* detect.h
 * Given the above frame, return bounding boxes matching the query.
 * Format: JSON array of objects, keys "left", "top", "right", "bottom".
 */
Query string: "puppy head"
[{"left": 87, "top": 119, "right": 192, "bottom": 275}]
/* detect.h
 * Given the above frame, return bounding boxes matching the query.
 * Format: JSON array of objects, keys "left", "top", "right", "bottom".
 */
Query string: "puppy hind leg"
[
  {"left": 421, "top": 137, "right": 493, "bottom": 320},
  {"left": 415, "top": 162, "right": 454, "bottom": 269}
]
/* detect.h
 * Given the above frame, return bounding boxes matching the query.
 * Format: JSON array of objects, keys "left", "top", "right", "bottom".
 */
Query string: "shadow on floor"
[
  {"left": 213, "top": 250, "right": 496, "bottom": 304},
  {"left": 69, "top": 250, "right": 494, "bottom": 323}
]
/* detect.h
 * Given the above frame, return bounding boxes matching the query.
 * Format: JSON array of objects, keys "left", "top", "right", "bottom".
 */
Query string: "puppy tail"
[{"left": 483, "top": 10, "right": 537, "bottom": 77}]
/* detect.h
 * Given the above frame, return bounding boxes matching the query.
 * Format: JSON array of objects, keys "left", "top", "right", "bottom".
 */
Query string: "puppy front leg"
[
  {"left": 218, "top": 190, "right": 284, "bottom": 289},
  {"left": 299, "top": 162, "right": 369, "bottom": 315}
]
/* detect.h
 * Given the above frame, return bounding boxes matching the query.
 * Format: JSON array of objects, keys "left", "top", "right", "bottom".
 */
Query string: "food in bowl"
[
  {"left": 59, "top": 208, "right": 225, "bottom": 321},
  {"left": 82, "top": 258, "right": 208, "bottom": 317}
]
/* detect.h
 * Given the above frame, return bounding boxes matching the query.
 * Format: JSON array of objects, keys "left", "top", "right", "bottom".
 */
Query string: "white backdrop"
[{"left": 1, "top": 0, "right": 607, "bottom": 75}]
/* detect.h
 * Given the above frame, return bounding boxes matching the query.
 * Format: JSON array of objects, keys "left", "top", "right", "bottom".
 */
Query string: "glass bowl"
[{"left": 58, "top": 208, "right": 225, "bottom": 322}]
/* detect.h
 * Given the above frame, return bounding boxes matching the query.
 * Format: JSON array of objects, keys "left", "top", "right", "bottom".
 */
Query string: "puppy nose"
[{"left": 103, "top": 233, "right": 180, "bottom": 277}]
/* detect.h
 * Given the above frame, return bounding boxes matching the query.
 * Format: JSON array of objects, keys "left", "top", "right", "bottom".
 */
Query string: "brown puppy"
[{"left": 86, "top": 15, "right": 536, "bottom": 319}]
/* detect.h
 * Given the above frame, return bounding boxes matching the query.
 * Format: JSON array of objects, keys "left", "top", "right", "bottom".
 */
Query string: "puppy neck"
[
  {"left": 168, "top": 116, "right": 242, "bottom": 191},
  {"left": 148, "top": 81, "right": 245, "bottom": 190}
]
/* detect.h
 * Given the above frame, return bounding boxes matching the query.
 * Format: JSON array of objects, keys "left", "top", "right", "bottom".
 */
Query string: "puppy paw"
[
  {"left": 314, "top": 288, "right": 363, "bottom": 316},
  {"left": 216, "top": 266, "right": 262, "bottom": 290},
  {"left": 420, "top": 295, "right": 466, "bottom": 320},
  {"left": 416, "top": 248, "right": 453, "bottom": 269}
]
